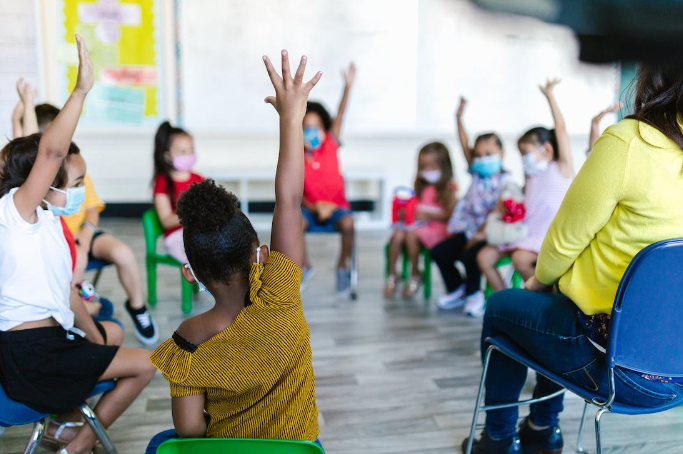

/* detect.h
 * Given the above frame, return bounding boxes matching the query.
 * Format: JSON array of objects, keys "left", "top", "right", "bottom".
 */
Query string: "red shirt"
[
  {"left": 303, "top": 135, "right": 349, "bottom": 209},
  {"left": 60, "top": 217, "right": 77, "bottom": 273},
  {"left": 153, "top": 172, "right": 203, "bottom": 236}
]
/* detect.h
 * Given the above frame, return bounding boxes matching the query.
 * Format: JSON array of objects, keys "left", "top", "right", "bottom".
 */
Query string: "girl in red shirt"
[{"left": 152, "top": 121, "right": 203, "bottom": 263}]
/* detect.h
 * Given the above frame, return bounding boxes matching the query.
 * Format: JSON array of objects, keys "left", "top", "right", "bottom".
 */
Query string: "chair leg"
[
  {"left": 349, "top": 239, "right": 358, "bottom": 300},
  {"left": 92, "top": 268, "right": 104, "bottom": 287},
  {"left": 146, "top": 258, "right": 157, "bottom": 306},
  {"left": 80, "top": 403, "right": 118, "bottom": 454},
  {"left": 401, "top": 246, "right": 409, "bottom": 281},
  {"left": 594, "top": 407, "right": 609, "bottom": 454},
  {"left": 23, "top": 418, "right": 46, "bottom": 454},
  {"left": 181, "top": 274, "right": 193, "bottom": 314},
  {"left": 384, "top": 243, "right": 391, "bottom": 278},
  {"left": 465, "top": 345, "right": 495, "bottom": 454},
  {"left": 422, "top": 248, "right": 432, "bottom": 299},
  {"left": 576, "top": 401, "right": 590, "bottom": 453}
]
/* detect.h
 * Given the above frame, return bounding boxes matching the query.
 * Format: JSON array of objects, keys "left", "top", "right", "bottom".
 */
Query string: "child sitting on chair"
[
  {"left": 147, "top": 51, "right": 324, "bottom": 453},
  {"left": 384, "top": 142, "right": 457, "bottom": 299},
  {"left": 300, "top": 63, "right": 356, "bottom": 294}
]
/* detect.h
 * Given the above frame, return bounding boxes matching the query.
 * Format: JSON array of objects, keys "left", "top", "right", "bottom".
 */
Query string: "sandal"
[
  {"left": 40, "top": 420, "right": 83, "bottom": 449},
  {"left": 383, "top": 274, "right": 398, "bottom": 297},
  {"left": 402, "top": 275, "right": 422, "bottom": 299}
]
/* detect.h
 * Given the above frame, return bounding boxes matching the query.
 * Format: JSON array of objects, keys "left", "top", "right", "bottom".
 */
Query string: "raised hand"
[
  {"left": 16, "top": 78, "right": 36, "bottom": 105},
  {"left": 342, "top": 62, "right": 356, "bottom": 87},
  {"left": 540, "top": 77, "right": 561, "bottom": 97},
  {"left": 593, "top": 101, "right": 623, "bottom": 123},
  {"left": 74, "top": 34, "right": 94, "bottom": 96},
  {"left": 263, "top": 50, "right": 322, "bottom": 121},
  {"left": 456, "top": 96, "right": 467, "bottom": 118}
]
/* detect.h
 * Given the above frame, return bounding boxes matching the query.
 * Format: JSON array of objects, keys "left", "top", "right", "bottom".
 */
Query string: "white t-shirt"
[{"left": 0, "top": 188, "right": 74, "bottom": 331}]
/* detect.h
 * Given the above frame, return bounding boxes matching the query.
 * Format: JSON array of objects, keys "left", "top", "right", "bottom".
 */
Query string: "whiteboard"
[{"left": 179, "top": 0, "right": 618, "bottom": 136}]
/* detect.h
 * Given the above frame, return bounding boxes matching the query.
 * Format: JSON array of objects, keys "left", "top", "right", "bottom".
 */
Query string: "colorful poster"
[{"left": 59, "top": 0, "right": 165, "bottom": 125}]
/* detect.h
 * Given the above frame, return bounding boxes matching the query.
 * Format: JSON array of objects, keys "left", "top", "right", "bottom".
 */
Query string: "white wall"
[{"left": 0, "top": 0, "right": 620, "bottom": 227}]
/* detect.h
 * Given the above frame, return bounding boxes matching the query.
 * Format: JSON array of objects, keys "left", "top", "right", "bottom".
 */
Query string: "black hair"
[
  {"left": 627, "top": 64, "right": 683, "bottom": 149},
  {"left": 34, "top": 103, "right": 61, "bottom": 133},
  {"left": 0, "top": 133, "right": 80, "bottom": 197},
  {"left": 518, "top": 127, "right": 559, "bottom": 160},
  {"left": 176, "top": 179, "right": 258, "bottom": 287},
  {"left": 474, "top": 132, "right": 504, "bottom": 150},
  {"left": 305, "top": 101, "right": 332, "bottom": 131},
  {"left": 153, "top": 121, "right": 191, "bottom": 201}
]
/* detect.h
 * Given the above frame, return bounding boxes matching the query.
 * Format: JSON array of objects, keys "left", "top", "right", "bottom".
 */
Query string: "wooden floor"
[{"left": 2, "top": 219, "right": 683, "bottom": 453}]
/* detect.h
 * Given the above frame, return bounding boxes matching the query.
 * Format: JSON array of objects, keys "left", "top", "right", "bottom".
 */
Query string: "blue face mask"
[
  {"left": 43, "top": 185, "right": 85, "bottom": 216},
  {"left": 471, "top": 155, "right": 502, "bottom": 177},
  {"left": 303, "top": 127, "right": 321, "bottom": 150}
]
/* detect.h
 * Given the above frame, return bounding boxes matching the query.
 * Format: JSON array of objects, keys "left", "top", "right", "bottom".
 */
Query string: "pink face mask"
[{"left": 172, "top": 154, "right": 196, "bottom": 172}]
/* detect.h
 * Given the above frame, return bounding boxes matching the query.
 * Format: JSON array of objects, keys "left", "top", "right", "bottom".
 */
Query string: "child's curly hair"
[{"left": 176, "top": 179, "right": 258, "bottom": 286}]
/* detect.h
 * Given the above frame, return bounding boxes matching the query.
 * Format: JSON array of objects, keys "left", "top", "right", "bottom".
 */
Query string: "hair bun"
[{"left": 176, "top": 179, "right": 239, "bottom": 233}]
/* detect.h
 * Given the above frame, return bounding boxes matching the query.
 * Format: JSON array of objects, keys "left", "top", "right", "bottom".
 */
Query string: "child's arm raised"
[
  {"left": 540, "top": 78, "right": 572, "bottom": 178},
  {"left": 455, "top": 97, "right": 473, "bottom": 165},
  {"left": 588, "top": 102, "right": 622, "bottom": 153},
  {"left": 263, "top": 51, "right": 322, "bottom": 266},
  {"left": 329, "top": 62, "right": 355, "bottom": 140},
  {"left": 13, "top": 35, "right": 93, "bottom": 222},
  {"left": 16, "top": 78, "right": 39, "bottom": 136}
]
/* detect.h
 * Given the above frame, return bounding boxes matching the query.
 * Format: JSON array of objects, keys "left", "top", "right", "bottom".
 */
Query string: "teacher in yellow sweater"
[{"left": 465, "top": 65, "right": 683, "bottom": 454}]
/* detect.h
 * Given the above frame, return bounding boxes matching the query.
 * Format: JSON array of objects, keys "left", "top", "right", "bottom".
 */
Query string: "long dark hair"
[
  {"left": 0, "top": 134, "right": 80, "bottom": 197},
  {"left": 414, "top": 141, "right": 455, "bottom": 208},
  {"left": 627, "top": 64, "right": 683, "bottom": 149},
  {"left": 153, "top": 121, "right": 191, "bottom": 201},
  {"left": 518, "top": 127, "right": 559, "bottom": 160}
]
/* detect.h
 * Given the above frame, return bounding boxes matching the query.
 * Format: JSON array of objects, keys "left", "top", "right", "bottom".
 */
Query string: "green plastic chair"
[
  {"left": 484, "top": 255, "right": 524, "bottom": 299},
  {"left": 157, "top": 438, "right": 325, "bottom": 454},
  {"left": 142, "top": 208, "right": 197, "bottom": 314},
  {"left": 384, "top": 244, "right": 433, "bottom": 299}
]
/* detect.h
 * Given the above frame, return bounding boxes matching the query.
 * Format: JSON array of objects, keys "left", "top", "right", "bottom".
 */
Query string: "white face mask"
[
  {"left": 184, "top": 263, "right": 212, "bottom": 297},
  {"left": 256, "top": 246, "right": 262, "bottom": 264},
  {"left": 523, "top": 146, "right": 549, "bottom": 177},
  {"left": 420, "top": 170, "right": 442, "bottom": 184}
]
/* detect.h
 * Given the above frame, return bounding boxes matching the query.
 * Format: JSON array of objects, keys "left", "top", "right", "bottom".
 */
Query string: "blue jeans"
[
  {"left": 302, "top": 207, "right": 352, "bottom": 233},
  {"left": 482, "top": 288, "right": 683, "bottom": 439},
  {"left": 145, "top": 429, "right": 325, "bottom": 453}
]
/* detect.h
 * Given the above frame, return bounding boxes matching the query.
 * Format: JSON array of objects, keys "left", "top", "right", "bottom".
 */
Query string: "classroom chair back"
[{"left": 157, "top": 438, "right": 325, "bottom": 454}]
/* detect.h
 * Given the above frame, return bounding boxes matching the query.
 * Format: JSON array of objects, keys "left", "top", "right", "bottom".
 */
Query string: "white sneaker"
[
  {"left": 436, "top": 284, "right": 466, "bottom": 310},
  {"left": 464, "top": 291, "right": 486, "bottom": 317},
  {"left": 300, "top": 267, "right": 315, "bottom": 293}
]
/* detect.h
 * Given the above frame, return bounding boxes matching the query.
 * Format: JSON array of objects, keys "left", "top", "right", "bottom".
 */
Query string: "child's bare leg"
[
  {"left": 405, "top": 231, "right": 422, "bottom": 277},
  {"left": 511, "top": 249, "right": 538, "bottom": 281},
  {"left": 387, "top": 230, "right": 406, "bottom": 277},
  {"left": 336, "top": 215, "right": 354, "bottom": 269},
  {"left": 99, "top": 320, "right": 124, "bottom": 346},
  {"left": 64, "top": 348, "right": 155, "bottom": 454},
  {"left": 478, "top": 245, "right": 506, "bottom": 292},
  {"left": 91, "top": 234, "right": 144, "bottom": 309}
]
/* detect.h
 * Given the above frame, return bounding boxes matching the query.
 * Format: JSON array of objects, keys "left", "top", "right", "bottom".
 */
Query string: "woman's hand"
[
  {"left": 524, "top": 275, "right": 554, "bottom": 293},
  {"left": 263, "top": 50, "right": 322, "bottom": 122},
  {"left": 74, "top": 34, "right": 94, "bottom": 96},
  {"left": 539, "top": 78, "right": 561, "bottom": 97}
]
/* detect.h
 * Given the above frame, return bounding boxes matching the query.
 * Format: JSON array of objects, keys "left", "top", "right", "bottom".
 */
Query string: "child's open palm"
[
  {"left": 263, "top": 50, "right": 322, "bottom": 121},
  {"left": 540, "top": 78, "right": 561, "bottom": 96},
  {"left": 343, "top": 62, "right": 356, "bottom": 87},
  {"left": 74, "top": 34, "right": 94, "bottom": 96}
]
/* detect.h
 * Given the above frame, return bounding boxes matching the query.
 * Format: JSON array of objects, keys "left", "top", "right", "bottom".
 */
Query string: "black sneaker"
[
  {"left": 125, "top": 300, "right": 159, "bottom": 346},
  {"left": 517, "top": 418, "right": 563, "bottom": 454},
  {"left": 462, "top": 430, "right": 522, "bottom": 454}
]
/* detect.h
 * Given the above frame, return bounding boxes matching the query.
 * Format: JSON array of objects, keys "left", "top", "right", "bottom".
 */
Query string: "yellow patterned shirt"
[{"left": 150, "top": 252, "right": 319, "bottom": 441}]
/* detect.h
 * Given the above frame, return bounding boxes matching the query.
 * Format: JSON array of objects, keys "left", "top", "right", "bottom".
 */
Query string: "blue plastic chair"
[
  {"left": 465, "top": 239, "right": 683, "bottom": 454},
  {"left": 0, "top": 380, "right": 118, "bottom": 454},
  {"left": 86, "top": 258, "right": 112, "bottom": 287}
]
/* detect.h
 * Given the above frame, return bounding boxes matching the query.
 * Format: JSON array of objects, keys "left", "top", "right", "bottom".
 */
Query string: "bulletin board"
[{"left": 56, "top": 0, "right": 167, "bottom": 126}]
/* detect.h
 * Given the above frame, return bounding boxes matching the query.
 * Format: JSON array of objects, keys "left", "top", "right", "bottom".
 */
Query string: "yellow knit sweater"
[
  {"left": 537, "top": 118, "right": 683, "bottom": 315},
  {"left": 150, "top": 252, "right": 319, "bottom": 441}
]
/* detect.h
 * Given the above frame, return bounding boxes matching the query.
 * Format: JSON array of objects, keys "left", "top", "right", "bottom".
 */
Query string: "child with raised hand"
[
  {"left": 300, "top": 62, "right": 355, "bottom": 294},
  {"left": 384, "top": 142, "right": 456, "bottom": 298},
  {"left": 432, "top": 97, "right": 511, "bottom": 314},
  {"left": 147, "top": 51, "right": 323, "bottom": 452},
  {"left": 11, "top": 78, "right": 39, "bottom": 138},
  {"left": 0, "top": 35, "right": 155, "bottom": 454},
  {"left": 477, "top": 78, "right": 574, "bottom": 306},
  {"left": 152, "top": 121, "right": 203, "bottom": 264},
  {"left": 588, "top": 101, "right": 622, "bottom": 153}
]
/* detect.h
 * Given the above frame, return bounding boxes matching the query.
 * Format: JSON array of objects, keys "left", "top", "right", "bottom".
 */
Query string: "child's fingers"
[
  {"left": 293, "top": 56, "right": 307, "bottom": 85},
  {"left": 262, "top": 55, "right": 282, "bottom": 87},
  {"left": 280, "top": 50, "right": 291, "bottom": 83},
  {"left": 304, "top": 71, "right": 323, "bottom": 93},
  {"left": 264, "top": 96, "right": 276, "bottom": 106}
]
